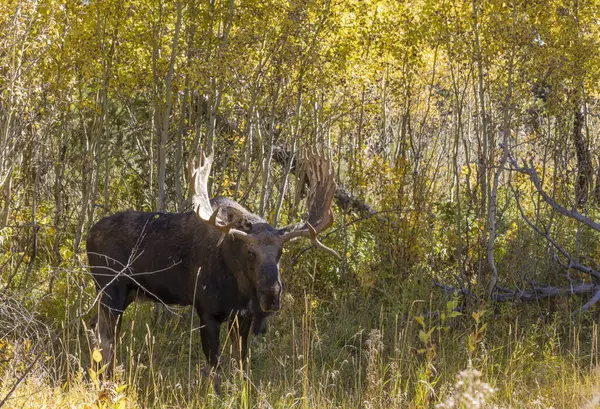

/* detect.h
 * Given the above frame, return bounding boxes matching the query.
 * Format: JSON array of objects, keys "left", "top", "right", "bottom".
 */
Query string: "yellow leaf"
[
  {"left": 92, "top": 348, "right": 103, "bottom": 363},
  {"left": 97, "top": 363, "right": 109, "bottom": 376},
  {"left": 88, "top": 368, "right": 97, "bottom": 382}
]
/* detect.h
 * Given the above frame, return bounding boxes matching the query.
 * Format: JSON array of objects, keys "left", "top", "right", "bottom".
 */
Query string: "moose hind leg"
[{"left": 93, "top": 287, "right": 128, "bottom": 376}]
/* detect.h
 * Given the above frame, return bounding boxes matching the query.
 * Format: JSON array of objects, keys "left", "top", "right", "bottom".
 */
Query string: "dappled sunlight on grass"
[{"left": 2, "top": 292, "right": 600, "bottom": 408}]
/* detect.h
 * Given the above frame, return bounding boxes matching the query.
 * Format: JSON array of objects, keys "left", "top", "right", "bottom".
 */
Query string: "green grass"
[{"left": 2, "top": 284, "right": 600, "bottom": 408}]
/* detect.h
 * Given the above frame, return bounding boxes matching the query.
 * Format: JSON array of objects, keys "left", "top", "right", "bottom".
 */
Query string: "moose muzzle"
[{"left": 258, "top": 264, "right": 282, "bottom": 312}]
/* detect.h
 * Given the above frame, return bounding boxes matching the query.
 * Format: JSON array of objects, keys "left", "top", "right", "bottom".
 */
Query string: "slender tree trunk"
[
  {"left": 0, "top": 91, "right": 15, "bottom": 226},
  {"left": 151, "top": 2, "right": 163, "bottom": 210},
  {"left": 273, "top": 71, "right": 302, "bottom": 227},
  {"left": 0, "top": 12, "right": 19, "bottom": 227},
  {"left": 595, "top": 155, "right": 600, "bottom": 203},
  {"left": 259, "top": 126, "right": 275, "bottom": 218},
  {"left": 175, "top": 83, "right": 189, "bottom": 211},
  {"left": 273, "top": 136, "right": 297, "bottom": 227},
  {"left": 85, "top": 139, "right": 102, "bottom": 246},
  {"left": 380, "top": 68, "right": 388, "bottom": 160},
  {"left": 74, "top": 114, "right": 93, "bottom": 252},
  {"left": 448, "top": 52, "right": 470, "bottom": 283},
  {"left": 175, "top": 11, "right": 196, "bottom": 210},
  {"left": 472, "top": 0, "right": 489, "bottom": 288},
  {"left": 176, "top": 3, "right": 198, "bottom": 210},
  {"left": 75, "top": 9, "right": 117, "bottom": 251},
  {"left": 487, "top": 0, "right": 516, "bottom": 299},
  {"left": 49, "top": 139, "right": 66, "bottom": 294},
  {"left": 204, "top": 0, "right": 234, "bottom": 157},
  {"left": 573, "top": 107, "right": 592, "bottom": 206},
  {"left": 1, "top": 167, "right": 13, "bottom": 226},
  {"left": 23, "top": 131, "right": 39, "bottom": 287},
  {"left": 157, "top": 0, "right": 182, "bottom": 212},
  {"left": 103, "top": 125, "right": 110, "bottom": 211},
  {"left": 453, "top": 104, "right": 464, "bottom": 281}
]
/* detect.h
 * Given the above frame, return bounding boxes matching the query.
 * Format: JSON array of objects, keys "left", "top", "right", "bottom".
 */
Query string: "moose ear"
[{"left": 225, "top": 206, "right": 253, "bottom": 232}]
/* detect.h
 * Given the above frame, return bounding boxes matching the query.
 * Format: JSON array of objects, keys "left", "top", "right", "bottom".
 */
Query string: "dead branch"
[
  {"left": 435, "top": 279, "right": 600, "bottom": 313},
  {"left": 498, "top": 152, "right": 600, "bottom": 312},
  {"left": 504, "top": 182, "right": 600, "bottom": 313},
  {"left": 510, "top": 184, "right": 600, "bottom": 281},
  {"left": 509, "top": 154, "right": 600, "bottom": 232},
  {"left": 493, "top": 283, "right": 599, "bottom": 302},
  {"left": 574, "top": 287, "right": 600, "bottom": 315}
]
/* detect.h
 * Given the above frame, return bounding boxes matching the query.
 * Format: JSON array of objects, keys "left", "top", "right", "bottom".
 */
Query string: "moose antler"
[
  {"left": 188, "top": 149, "right": 250, "bottom": 245},
  {"left": 280, "top": 151, "right": 339, "bottom": 258},
  {"left": 188, "top": 148, "right": 214, "bottom": 220}
]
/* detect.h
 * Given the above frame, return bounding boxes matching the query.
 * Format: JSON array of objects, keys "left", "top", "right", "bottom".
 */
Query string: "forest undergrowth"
[{"left": 2, "top": 273, "right": 600, "bottom": 409}]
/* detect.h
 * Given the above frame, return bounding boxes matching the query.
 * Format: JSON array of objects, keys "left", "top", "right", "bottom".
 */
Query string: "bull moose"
[{"left": 86, "top": 149, "right": 338, "bottom": 377}]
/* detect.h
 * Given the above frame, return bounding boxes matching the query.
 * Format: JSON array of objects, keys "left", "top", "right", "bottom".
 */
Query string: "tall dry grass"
[{"left": 2, "top": 277, "right": 600, "bottom": 408}]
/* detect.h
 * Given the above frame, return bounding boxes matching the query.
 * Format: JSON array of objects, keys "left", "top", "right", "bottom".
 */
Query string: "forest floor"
[
  {"left": 1, "top": 287, "right": 600, "bottom": 409},
  {"left": 0, "top": 286, "right": 600, "bottom": 409}
]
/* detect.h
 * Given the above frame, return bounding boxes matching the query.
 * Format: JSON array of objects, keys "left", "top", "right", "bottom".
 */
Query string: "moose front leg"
[
  {"left": 199, "top": 316, "right": 221, "bottom": 369},
  {"left": 198, "top": 314, "right": 222, "bottom": 393},
  {"left": 228, "top": 312, "right": 252, "bottom": 363}
]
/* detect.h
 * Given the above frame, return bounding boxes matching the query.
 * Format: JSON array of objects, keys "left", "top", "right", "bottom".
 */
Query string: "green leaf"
[
  {"left": 446, "top": 299, "right": 460, "bottom": 312},
  {"left": 419, "top": 330, "right": 429, "bottom": 344}
]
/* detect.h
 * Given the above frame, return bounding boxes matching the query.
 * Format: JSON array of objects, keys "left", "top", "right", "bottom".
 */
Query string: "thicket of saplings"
[{"left": 1, "top": 174, "right": 599, "bottom": 409}]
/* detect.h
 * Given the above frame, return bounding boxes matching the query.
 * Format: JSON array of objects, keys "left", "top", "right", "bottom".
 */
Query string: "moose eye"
[{"left": 248, "top": 250, "right": 256, "bottom": 260}]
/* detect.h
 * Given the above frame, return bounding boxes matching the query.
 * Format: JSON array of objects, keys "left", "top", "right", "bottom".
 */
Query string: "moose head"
[{"left": 188, "top": 149, "right": 339, "bottom": 314}]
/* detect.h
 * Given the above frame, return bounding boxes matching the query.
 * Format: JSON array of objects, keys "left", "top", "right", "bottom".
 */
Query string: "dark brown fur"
[{"left": 87, "top": 197, "right": 281, "bottom": 372}]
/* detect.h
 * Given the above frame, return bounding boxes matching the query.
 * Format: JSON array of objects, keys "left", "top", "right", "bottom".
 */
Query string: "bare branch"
[
  {"left": 509, "top": 155, "right": 600, "bottom": 232},
  {"left": 573, "top": 287, "right": 600, "bottom": 315},
  {"left": 435, "top": 279, "right": 600, "bottom": 313},
  {"left": 493, "top": 283, "right": 599, "bottom": 302},
  {"left": 510, "top": 182, "right": 600, "bottom": 281}
]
